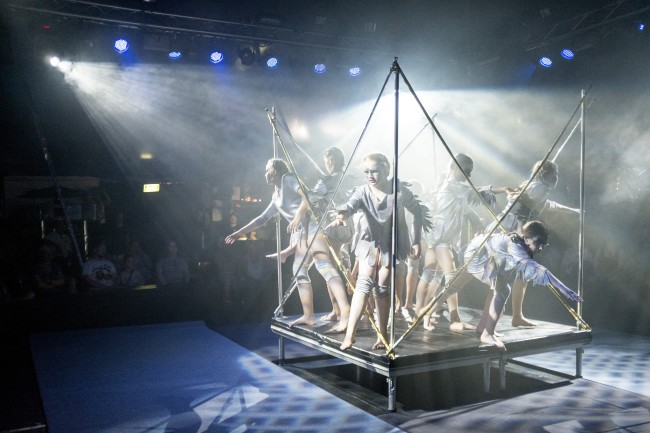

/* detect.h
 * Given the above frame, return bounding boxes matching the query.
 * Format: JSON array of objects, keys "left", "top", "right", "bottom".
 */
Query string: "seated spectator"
[
  {"left": 119, "top": 254, "right": 146, "bottom": 289},
  {"left": 44, "top": 220, "right": 76, "bottom": 282},
  {"left": 106, "top": 211, "right": 130, "bottom": 262},
  {"left": 155, "top": 240, "right": 190, "bottom": 289},
  {"left": 32, "top": 243, "right": 68, "bottom": 296},
  {"left": 127, "top": 240, "right": 154, "bottom": 284},
  {"left": 81, "top": 240, "right": 117, "bottom": 291},
  {"left": 44, "top": 220, "right": 73, "bottom": 263}
]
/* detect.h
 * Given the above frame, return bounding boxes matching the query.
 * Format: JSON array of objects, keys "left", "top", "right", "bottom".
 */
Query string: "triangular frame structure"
[{"left": 267, "top": 58, "right": 589, "bottom": 360}]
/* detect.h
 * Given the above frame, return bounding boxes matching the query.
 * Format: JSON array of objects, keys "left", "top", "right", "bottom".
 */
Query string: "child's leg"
[
  {"left": 312, "top": 237, "right": 349, "bottom": 333},
  {"left": 288, "top": 245, "right": 315, "bottom": 327},
  {"left": 290, "top": 281, "right": 316, "bottom": 327},
  {"left": 372, "top": 264, "right": 392, "bottom": 350},
  {"left": 511, "top": 279, "right": 536, "bottom": 326},
  {"left": 475, "top": 290, "right": 494, "bottom": 335},
  {"left": 479, "top": 282, "right": 510, "bottom": 349},
  {"left": 414, "top": 248, "right": 437, "bottom": 327},
  {"left": 404, "top": 243, "right": 425, "bottom": 310},
  {"left": 418, "top": 268, "right": 441, "bottom": 330},
  {"left": 340, "top": 273, "right": 372, "bottom": 350},
  {"left": 266, "top": 244, "right": 296, "bottom": 264},
  {"left": 323, "top": 243, "right": 346, "bottom": 321},
  {"left": 322, "top": 284, "right": 340, "bottom": 321}
]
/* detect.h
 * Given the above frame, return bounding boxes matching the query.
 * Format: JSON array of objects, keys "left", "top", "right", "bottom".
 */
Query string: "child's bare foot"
[
  {"left": 265, "top": 252, "right": 284, "bottom": 264},
  {"left": 265, "top": 251, "right": 291, "bottom": 264},
  {"left": 372, "top": 339, "right": 386, "bottom": 350},
  {"left": 401, "top": 307, "right": 413, "bottom": 322},
  {"left": 324, "top": 317, "right": 348, "bottom": 334},
  {"left": 511, "top": 316, "right": 537, "bottom": 327},
  {"left": 480, "top": 332, "right": 506, "bottom": 350},
  {"left": 423, "top": 315, "right": 436, "bottom": 330},
  {"left": 322, "top": 311, "right": 339, "bottom": 322},
  {"left": 450, "top": 321, "right": 476, "bottom": 332},
  {"left": 289, "top": 315, "right": 316, "bottom": 328},
  {"left": 340, "top": 337, "right": 355, "bottom": 351}
]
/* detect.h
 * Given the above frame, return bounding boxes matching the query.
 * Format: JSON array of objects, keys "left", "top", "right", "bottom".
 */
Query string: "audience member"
[
  {"left": 81, "top": 240, "right": 117, "bottom": 291},
  {"left": 119, "top": 254, "right": 146, "bottom": 289},
  {"left": 32, "top": 242, "right": 69, "bottom": 296},
  {"left": 44, "top": 220, "right": 77, "bottom": 280},
  {"left": 127, "top": 240, "right": 154, "bottom": 284},
  {"left": 44, "top": 220, "right": 73, "bottom": 264},
  {"left": 155, "top": 240, "right": 190, "bottom": 289},
  {"left": 106, "top": 211, "right": 130, "bottom": 261},
  {"left": 235, "top": 241, "right": 275, "bottom": 312}
]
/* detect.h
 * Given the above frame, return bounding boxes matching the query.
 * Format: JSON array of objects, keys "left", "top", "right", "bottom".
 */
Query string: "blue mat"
[{"left": 31, "top": 321, "right": 402, "bottom": 433}]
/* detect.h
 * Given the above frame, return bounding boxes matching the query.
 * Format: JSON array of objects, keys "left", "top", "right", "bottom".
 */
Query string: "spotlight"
[
  {"left": 49, "top": 56, "right": 61, "bottom": 67},
  {"left": 348, "top": 66, "right": 362, "bottom": 77},
  {"left": 266, "top": 56, "right": 279, "bottom": 69},
  {"left": 210, "top": 51, "right": 224, "bottom": 64},
  {"left": 237, "top": 47, "right": 256, "bottom": 66},
  {"left": 560, "top": 49, "right": 574, "bottom": 60},
  {"left": 114, "top": 38, "right": 129, "bottom": 54},
  {"left": 637, "top": 21, "right": 646, "bottom": 32},
  {"left": 314, "top": 63, "right": 326, "bottom": 74},
  {"left": 167, "top": 33, "right": 186, "bottom": 61},
  {"left": 258, "top": 43, "right": 280, "bottom": 69},
  {"left": 539, "top": 57, "right": 553, "bottom": 68}
]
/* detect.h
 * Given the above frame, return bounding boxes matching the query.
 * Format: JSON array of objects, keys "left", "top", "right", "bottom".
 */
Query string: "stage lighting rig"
[
  {"left": 237, "top": 45, "right": 256, "bottom": 67},
  {"left": 210, "top": 51, "right": 224, "bottom": 64},
  {"left": 114, "top": 38, "right": 129, "bottom": 54},
  {"left": 560, "top": 48, "right": 574, "bottom": 60}
]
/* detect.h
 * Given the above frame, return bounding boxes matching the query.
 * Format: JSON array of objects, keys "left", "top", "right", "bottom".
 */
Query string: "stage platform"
[{"left": 271, "top": 307, "right": 592, "bottom": 410}]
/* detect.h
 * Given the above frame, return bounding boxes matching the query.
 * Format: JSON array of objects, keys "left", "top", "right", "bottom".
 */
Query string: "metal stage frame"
[
  {"left": 272, "top": 308, "right": 591, "bottom": 410},
  {"left": 266, "top": 59, "right": 592, "bottom": 410}
]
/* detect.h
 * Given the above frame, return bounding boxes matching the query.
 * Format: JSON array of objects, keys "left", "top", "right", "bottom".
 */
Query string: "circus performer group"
[{"left": 225, "top": 147, "right": 583, "bottom": 351}]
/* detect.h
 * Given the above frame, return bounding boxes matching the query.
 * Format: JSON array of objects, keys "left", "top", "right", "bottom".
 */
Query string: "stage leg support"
[
  {"left": 278, "top": 336, "right": 285, "bottom": 365},
  {"left": 499, "top": 357, "right": 507, "bottom": 391},
  {"left": 483, "top": 361, "right": 491, "bottom": 393},
  {"left": 576, "top": 347, "right": 584, "bottom": 378},
  {"left": 387, "top": 377, "right": 397, "bottom": 412}
]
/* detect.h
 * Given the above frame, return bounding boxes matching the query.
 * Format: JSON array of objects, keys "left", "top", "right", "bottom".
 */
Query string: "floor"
[
  {"left": 218, "top": 320, "right": 650, "bottom": 433},
  {"left": 2, "top": 302, "right": 650, "bottom": 433}
]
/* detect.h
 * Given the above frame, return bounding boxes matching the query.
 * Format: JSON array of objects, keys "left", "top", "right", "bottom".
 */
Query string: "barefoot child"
[
  {"left": 414, "top": 154, "right": 500, "bottom": 332},
  {"left": 225, "top": 158, "right": 350, "bottom": 332},
  {"left": 464, "top": 220, "right": 583, "bottom": 349},
  {"left": 485, "top": 160, "right": 580, "bottom": 327},
  {"left": 265, "top": 147, "right": 354, "bottom": 322},
  {"left": 328, "top": 152, "right": 430, "bottom": 351}
]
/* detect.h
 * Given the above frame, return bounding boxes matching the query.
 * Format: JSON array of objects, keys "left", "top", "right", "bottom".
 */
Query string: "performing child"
[
  {"left": 465, "top": 220, "right": 583, "bottom": 349},
  {"left": 414, "top": 154, "right": 499, "bottom": 331},
  {"left": 487, "top": 159, "right": 580, "bottom": 327},
  {"left": 225, "top": 158, "right": 350, "bottom": 332},
  {"left": 265, "top": 147, "right": 355, "bottom": 322},
  {"left": 328, "top": 152, "right": 430, "bottom": 351}
]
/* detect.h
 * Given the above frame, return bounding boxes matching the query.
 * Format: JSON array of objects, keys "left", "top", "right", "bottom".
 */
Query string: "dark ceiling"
[
  {"left": 7, "top": 0, "right": 650, "bottom": 65},
  {"left": 1, "top": 0, "right": 649, "bottom": 181}
]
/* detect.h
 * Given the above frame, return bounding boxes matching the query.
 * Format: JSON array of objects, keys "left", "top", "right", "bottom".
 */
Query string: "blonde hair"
[
  {"left": 362, "top": 153, "right": 390, "bottom": 172},
  {"left": 531, "top": 160, "right": 558, "bottom": 178}
]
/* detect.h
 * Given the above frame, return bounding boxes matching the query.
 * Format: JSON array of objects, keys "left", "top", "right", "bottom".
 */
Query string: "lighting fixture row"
[
  {"left": 538, "top": 48, "right": 575, "bottom": 68},
  {"left": 113, "top": 39, "right": 362, "bottom": 76}
]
